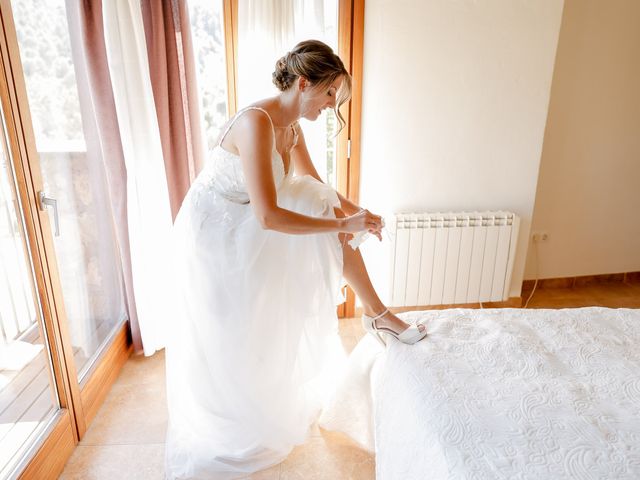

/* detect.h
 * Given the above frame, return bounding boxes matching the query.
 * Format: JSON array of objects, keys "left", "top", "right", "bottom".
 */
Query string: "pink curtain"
[
  {"left": 141, "top": 0, "right": 205, "bottom": 220},
  {"left": 66, "top": 0, "right": 143, "bottom": 352},
  {"left": 67, "top": 0, "right": 205, "bottom": 352}
]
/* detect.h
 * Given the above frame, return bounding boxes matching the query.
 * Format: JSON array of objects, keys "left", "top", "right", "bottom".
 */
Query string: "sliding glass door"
[
  {"left": 9, "top": 0, "right": 127, "bottom": 384},
  {"left": 0, "top": 97, "right": 61, "bottom": 479},
  {"left": 0, "top": 0, "right": 132, "bottom": 477}
]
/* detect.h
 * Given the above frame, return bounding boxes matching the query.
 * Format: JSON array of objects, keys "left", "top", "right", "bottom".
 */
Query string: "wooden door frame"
[
  {"left": 222, "top": 0, "right": 239, "bottom": 116},
  {"left": 222, "top": 0, "right": 365, "bottom": 318},
  {"left": 337, "top": 0, "right": 365, "bottom": 318}
]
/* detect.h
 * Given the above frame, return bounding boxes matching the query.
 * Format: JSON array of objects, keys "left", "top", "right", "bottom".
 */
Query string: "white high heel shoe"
[{"left": 361, "top": 308, "right": 428, "bottom": 347}]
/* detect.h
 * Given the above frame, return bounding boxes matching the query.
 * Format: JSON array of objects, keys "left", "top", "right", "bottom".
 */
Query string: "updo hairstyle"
[{"left": 272, "top": 39, "right": 352, "bottom": 133}]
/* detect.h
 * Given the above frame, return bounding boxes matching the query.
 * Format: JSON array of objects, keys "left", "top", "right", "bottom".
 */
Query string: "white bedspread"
[{"left": 319, "top": 307, "right": 640, "bottom": 479}]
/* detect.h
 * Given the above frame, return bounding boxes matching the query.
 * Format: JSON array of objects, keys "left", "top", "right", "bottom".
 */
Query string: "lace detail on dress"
[{"left": 197, "top": 107, "right": 288, "bottom": 204}]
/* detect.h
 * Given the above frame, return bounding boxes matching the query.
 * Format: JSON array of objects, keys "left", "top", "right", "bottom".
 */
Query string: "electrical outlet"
[{"left": 532, "top": 232, "right": 549, "bottom": 243}]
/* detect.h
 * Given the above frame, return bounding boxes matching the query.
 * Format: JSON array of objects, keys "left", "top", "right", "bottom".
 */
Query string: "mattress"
[{"left": 319, "top": 307, "right": 640, "bottom": 479}]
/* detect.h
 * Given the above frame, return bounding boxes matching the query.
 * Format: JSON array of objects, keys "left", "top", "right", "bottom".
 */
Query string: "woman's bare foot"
[{"left": 362, "top": 307, "right": 426, "bottom": 335}]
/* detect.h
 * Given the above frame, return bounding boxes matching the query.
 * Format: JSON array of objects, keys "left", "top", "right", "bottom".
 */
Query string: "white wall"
[
  {"left": 358, "top": 0, "right": 565, "bottom": 303},
  {"left": 525, "top": 0, "right": 640, "bottom": 280}
]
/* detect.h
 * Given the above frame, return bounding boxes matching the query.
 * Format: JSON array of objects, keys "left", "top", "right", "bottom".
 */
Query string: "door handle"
[{"left": 38, "top": 191, "right": 60, "bottom": 236}]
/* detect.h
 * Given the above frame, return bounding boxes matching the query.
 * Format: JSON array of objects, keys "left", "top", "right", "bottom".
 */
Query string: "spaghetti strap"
[
  {"left": 291, "top": 121, "right": 300, "bottom": 147},
  {"left": 217, "top": 106, "right": 276, "bottom": 148}
]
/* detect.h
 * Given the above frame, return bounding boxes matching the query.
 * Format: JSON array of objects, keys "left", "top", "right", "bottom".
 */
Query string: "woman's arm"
[
  {"left": 290, "top": 123, "right": 362, "bottom": 216},
  {"left": 235, "top": 110, "right": 380, "bottom": 235}
]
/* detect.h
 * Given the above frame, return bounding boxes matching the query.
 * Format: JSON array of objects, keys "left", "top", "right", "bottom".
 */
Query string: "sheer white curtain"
[
  {"left": 237, "top": 0, "right": 293, "bottom": 107},
  {"left": 237, "top": 1, "right": 339, "bottom": 184},
  {"left": 103, "top": 0, "right": 174, "bottom": 355},
  {"left": 237, "top": 0, "right": 334, "bottom": 107}
]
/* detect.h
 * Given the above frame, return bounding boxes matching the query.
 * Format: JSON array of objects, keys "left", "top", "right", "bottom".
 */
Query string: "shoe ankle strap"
[{"left": 370, "top": 308, "right": 390, "bottom": 321}]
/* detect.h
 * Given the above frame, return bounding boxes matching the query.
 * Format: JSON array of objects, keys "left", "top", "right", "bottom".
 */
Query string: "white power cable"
[{"left": 523, "top": 239, "right": 540, "bottom": 309}]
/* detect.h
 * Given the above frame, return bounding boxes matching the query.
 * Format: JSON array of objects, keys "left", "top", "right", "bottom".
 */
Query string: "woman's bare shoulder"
[{"left": 217, "top": 107, "right": 273, "bottom": 152}]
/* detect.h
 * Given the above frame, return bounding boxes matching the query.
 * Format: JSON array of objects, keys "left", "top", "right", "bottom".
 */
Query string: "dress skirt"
[{"left": 164, "top": 172, "right": 349, "bottom": 479}]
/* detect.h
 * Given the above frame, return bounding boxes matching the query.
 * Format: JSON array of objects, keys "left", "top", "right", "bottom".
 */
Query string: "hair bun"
[{"left": 272, "top": 52, "right": 297, "bottom": 91}]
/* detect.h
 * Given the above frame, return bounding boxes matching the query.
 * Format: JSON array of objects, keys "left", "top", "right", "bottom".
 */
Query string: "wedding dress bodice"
[
  {"left": 193, "top": 105, "right": 297, "bottom": 205},
  {"left": 196, "top": 144, "right": 288, "bottom": 205}
]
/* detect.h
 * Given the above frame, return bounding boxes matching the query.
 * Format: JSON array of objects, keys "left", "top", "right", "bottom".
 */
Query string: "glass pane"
[
  {"left": 294, "top": 0, "right": 339, "bottom": 188},
  {"left": 0, "top": 101, "right": 59, "bottom": 478},
  {"left": 11, "top": 1, "right": 127, "bottom": 381},
  {"left": 236, "top": 0, "right": 340, "bottom": 187},
  {"left": 188, "top": 0, "right": 229, "bottom": 152}
]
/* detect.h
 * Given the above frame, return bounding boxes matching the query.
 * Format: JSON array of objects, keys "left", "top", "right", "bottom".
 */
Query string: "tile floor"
[{"left": 59, "top": 280, "right": 640, "bottom": 479}]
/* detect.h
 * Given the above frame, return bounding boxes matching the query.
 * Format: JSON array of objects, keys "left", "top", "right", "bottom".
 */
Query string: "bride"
[{"left": 164, "top": 39, "right": 427, "bottom": 479}]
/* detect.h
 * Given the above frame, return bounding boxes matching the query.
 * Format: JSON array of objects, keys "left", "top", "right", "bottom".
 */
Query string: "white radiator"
[{"left": 390, "top": 211, "right": 520, "bottom": 306}]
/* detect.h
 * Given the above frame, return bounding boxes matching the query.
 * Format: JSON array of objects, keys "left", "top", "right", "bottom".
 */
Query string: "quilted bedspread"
[{"left": 319, "top": 307, "right": 640, "bottom": 479}]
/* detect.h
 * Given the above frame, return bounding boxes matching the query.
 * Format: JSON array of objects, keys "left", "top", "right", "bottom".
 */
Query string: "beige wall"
[
  {"left": 357, "top": 0, "right": 565, "bottom": 302},
  {"left": 525, "top": 0, "right": 640, "bottom": 280}
]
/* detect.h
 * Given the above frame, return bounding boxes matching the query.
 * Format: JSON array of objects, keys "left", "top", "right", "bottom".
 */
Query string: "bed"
[{"left": 318, "top": 307, "right": 640, "bottom": 479}]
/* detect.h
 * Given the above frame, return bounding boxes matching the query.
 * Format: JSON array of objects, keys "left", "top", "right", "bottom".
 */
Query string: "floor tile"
[
  {"left": 279, "top": 432, "right": 375, "bottom": 480},
  {"left": 80, "top": 380, "right": 167, "bottom": 446},
  {"left": 59, "top": 444, "right": 165, "bottom": 480},
  {"left": 116, "top": 349, "right": 166, "bottom": 387}
]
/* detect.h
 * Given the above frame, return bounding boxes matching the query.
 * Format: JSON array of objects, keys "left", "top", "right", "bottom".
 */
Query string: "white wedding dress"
[{"left": 164, "top": 107, "right": 350, "bottom": 479}]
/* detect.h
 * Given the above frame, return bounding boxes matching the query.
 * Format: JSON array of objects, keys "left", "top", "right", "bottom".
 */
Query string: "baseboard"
[
  {"left": 353, "top": 296, "right": 523, "bottom": 317},
  {"left": 522, "top": 271, "right": 640, "bottom": 291}
]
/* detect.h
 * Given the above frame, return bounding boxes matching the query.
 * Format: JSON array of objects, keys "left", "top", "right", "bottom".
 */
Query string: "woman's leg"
[{"left": 335, "top": 208, "right": 425, "bottom": 334}]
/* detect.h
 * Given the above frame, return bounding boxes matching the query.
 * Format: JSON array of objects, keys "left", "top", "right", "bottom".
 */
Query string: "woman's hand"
[{"left": 343, "top": 209, "right": 384, "bottom": 240}]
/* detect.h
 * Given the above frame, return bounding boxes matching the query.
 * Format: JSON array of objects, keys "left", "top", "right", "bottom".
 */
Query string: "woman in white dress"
[{"left": 164, "top": 40, "right": 427, "bottom": 479}]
